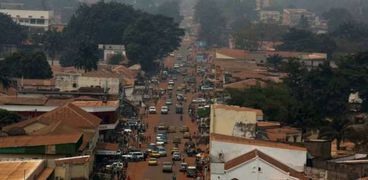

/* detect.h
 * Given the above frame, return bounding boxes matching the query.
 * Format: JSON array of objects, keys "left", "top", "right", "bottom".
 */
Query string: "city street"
[{"left": 126, "top": 44, "right": 208, "bottom": 180}]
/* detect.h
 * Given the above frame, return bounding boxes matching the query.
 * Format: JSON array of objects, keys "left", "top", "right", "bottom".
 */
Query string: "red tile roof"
[
  {"left": 224, "top": 149, "right": 307, "bottom": 179},
  {"left": 213, "top": 104, "right": 263, "bottom": 116},
  {"left": 211, "top": 133, "right": 306, "bottom": 151},
  {"left": 37, "top": 167, "right": 54, "bottom": 180},
  {"left": 0, "top": 133, "right": 82, "bottom": 148},
  {"left": 265, "top": 127, "right": 302, "bottom": 142}
]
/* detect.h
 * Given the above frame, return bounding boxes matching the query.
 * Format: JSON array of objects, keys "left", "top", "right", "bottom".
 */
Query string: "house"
[
  {"left": 210, "top": 133, "right": 307, "bottom": 180},
  {"left": 259, "top": 10, "right": 281, "bottom": 24},
  {"left": 16, "top": 78, "right": 56, "bottom": 91},
  {"left": 98, "top": 44, "right": 126, "bottom": 63},
  {"left": 210, "top": 104, "right": 263, "bottom": 138},
  {"left": 2, "top": 103, "right": 101, "bottom": 157},
  {"left": 264, "top": 127, "right": 303, "bottom": 143},
  {"left": 0, "top": 159, "right": 54, "bottom": 180},
  {"left": 54, "top": 155, "right": 92, "bottom": 180},
  {"left": 282, "top": 9, "right": 315, "bottom": 27},
  {"left": 0, "top": 9, "right": 54, "bottom": 30}
]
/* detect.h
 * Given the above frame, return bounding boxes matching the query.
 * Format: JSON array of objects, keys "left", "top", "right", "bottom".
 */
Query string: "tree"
[
  {"left": 0, "top": 109, "right": 21, "bottom": 128},
  {"left": 194, "top": 0, "right": 227, "bottom": 47},
  {"left": 322, "top": 8, "right": 353, "bottom": 32},
  {"left": 156, "top": 0, "right": 183, "bottom": 23},
  {"left": 0, "top": 52, "right": 53, "bottom": 79},
  {"left": 74, "top": 42, "right": 99, "bottom": 72},
  {"left": 123, "top": 14, "right": 184, "bottom": 71},
  {"left": 43, "top": 29, "right": 63, "bottom": 65},
  {"left": 266, "top": 55, "right": 283, "bottom": 69},
  {"left": 0, "top": 13, "right": 26, "bottom": 46},
  {"left": 108, "top": 53, "right": 124, "bottom": 65},
  {"left": 319, "top": 118, "right": 351, "bottom": 150}
]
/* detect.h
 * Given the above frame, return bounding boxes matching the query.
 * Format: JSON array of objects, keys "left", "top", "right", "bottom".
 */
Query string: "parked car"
[
  {"left": 150, "top": 151, "right": 161, "bottom": 158},
  {"left": 157, "top": 146, "right": 167, "bottom": 157},
  {"left": 172, "top": 152, "right": 181, "bottom": 161},
  {"left": 162, "top": 162, "right": 173, "bottom": 173},
  {"left": 176, "top": 104, "right": 183, "bottom": 114},
  {"left": 192, "top": 98, "right": 206, "bottom": 103},
  {"left": 165, "top": 98, "right": 173, "bottom": 105},
  {"left": 186, "top": 166, "right": 197, "bottom": 177},
  {"left": 148, "top": 158, "right": 158, "bottom": 166},
  {"left": 171, "top": 147, "right": 180, "bottom": 154},
  {"left": 168, "top": 80, "right": 175, "bottom": 85},
  {"left": 161, "top": 106, "right": 169, "bottom": 114},
  {"left": 149, "top": 106, "right": 156, "bottom": 114},
  {"left": 167, "top": 84, "right": 174, "bottom": 90}
]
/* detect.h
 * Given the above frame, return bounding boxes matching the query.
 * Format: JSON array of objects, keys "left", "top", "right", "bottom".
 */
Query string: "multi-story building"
[
  {"left": 259, "top": 10, "right": 281, "bottom": 24},
  {"left": 256, "top": 0, "right": 271, "bottom": 10},
  {"left": 0, "top": 9, "right": 54, "bottom": 30},
  {"left": 282, "top": 9, "right": 315, "bottom": 27}
]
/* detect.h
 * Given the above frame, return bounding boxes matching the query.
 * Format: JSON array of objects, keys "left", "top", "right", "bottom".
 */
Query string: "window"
[
  {"left": 37, "top": 19, "right": 45, "bottom": 24},
  {"left": 30, "top": 19, "right": 36, "bottom": 24},
  {"left": 72, "top": 83, "right": 77, "bottom": 88}
]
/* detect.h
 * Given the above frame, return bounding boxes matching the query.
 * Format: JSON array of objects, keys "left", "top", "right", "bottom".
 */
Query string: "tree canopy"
[
  {"left": 0, "top": 52, "right": 53, "bottom": 79},
  {"left": 156, "top": 0, "right": 183, "bottom": 24},
  {"left": 0, "top": 13, "right": 26, "bottom": 46}
]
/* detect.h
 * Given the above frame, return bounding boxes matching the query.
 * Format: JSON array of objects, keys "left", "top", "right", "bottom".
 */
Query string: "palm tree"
[
  {"left": 74, "top": 42, "right": 99, "bottom": 73},
  {"left": 319, "top": 117, "right": 351, "bottom": 150}
]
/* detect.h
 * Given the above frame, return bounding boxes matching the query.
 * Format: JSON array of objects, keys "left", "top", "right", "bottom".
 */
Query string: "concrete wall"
[
  {"left": 78, "top": 76, "right": 120, "bottom": 95},
  {"left": 210, "top": 106, "right": 257, "bottom": 138},
  {"left": 210, "top": 141, "right": 307, "bottom": 172}
]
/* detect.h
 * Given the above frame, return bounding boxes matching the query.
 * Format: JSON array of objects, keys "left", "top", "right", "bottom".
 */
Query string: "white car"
[
  {"left": 161, "top": 106, "right": 169, "bottom": 114},
  {"left": 168, "top": 80, "right": 175, "bottom": 85},
  {"left": 149, "top": 106, "right": 157, "bottom": 114},
  {"left": 192, "top": 98, "right": 206, "bottom": 103}
]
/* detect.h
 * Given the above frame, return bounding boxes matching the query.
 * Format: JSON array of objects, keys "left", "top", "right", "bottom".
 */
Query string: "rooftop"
[
  {"left": 224, "top": 150, "right": 307, "bottom": 179},
  {"left": 211, "top": 133, "right": 306, "bottom": 151},
  {"left": 96, "top": 142, "right": 119, "bottom": 151},
  {"left": 16, "top": 78, "right": 55, "bottom": 87},
  {"left": 55, "top": 155, "right": 91, "bottom": 166},
  {"left": 0, "top": 133, "right": 82, "bottom": 148},
  {"left": 0, "top": 159, "right": 45, "bottom": 180},
  {"left": 256, "top": 121, "right": 281, "bottom": 128},
  {"left": 213, "top": 104, "right": 263, "bottom": 116}
]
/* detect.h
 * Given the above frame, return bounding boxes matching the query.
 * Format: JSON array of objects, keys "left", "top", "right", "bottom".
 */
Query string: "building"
[
  {"left": 54, "top": 155, "right": 93, "bottom": 180},
  {"left": 98, "top": 44, "right": 126, "bottom": 63},
  {"left": 282, "top": 9, "right": 315, "bottom": 27},
  {"left": 210, "top": 133, "right": 307, "bottom": 180},
  {"left": 210, "top": 104, "right": 263, "bottom": 138},
  {"left": 0, "top": 9, "right": 54, "bottom": 30},
  {"left": 256, "top": 0, "right": 271, "bottom": 10},
  {"left": 0, "top": 159, "right": 54, "bottom": 180},
  {"left": 2, "top": 103, "right": 101, "bottom": 157},
  {"left": 259, "top": 10, "right": 281, "bottom": 24}
]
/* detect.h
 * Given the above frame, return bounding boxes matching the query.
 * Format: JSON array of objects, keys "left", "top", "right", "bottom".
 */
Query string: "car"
[
  {"left": 172, "top": 76, "right": 177, "bottom": 80},
  {"left": 161, "top": 106, "right": 169, "bottom": 114},
  {"left": 148, "top": 158, "right": 158, "bottom": 166},
  {"left": 168, "top": 80, "right": 175, "bottom": 85},
  {"left": 162, "top": 162, "right": 173, "bottom": 173},
  {"left": 130, "top": 151, "right": 144, "bottom": 161},
  {"left": 171, "top": 147, "right": 180, "bottom": 154},
  {"left": 167, "top": 84, "right": 174, "bottom": 90},
  {"left": 148, "top": 106, "right": 156, "bottom": 114},
  {"left": 180, "top": 162, "right": 188, "bottom": 172},
  {"left": 192, "top": 98, "right": 206, "bottom": 103},
  {"left": 146, "top": 143, "right": 157, "bottom": 153},
  {"left": 176, "top": 104, "right": 183, "bottom": 114},
  {"left": 165, "top": 99, "right": 173, "bottom": 105},
  {"left": 150, "top": 151, "right": 161, "bottom": 158},
  {"left": 172, "top": 152, "right": 181, "bottom": 161},
  {"left": 186, "top": 166, "right": 197, "bottom": 177},
  {"left": 157, "top": 146, "right": 167, "bottom": 157}
]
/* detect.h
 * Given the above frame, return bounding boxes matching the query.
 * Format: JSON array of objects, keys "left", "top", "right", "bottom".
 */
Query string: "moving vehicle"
[
  {"left": 172, "top": 152, "right": 181, "bottom": 161},
  {"left": 168, "top": 80, "right": 175, "bottom": 85},
  {"left": 157, "top": 146, "right": 167, "bottom": 157},
  {"left": 171, "top": 147, "right": 180, "bottom": 154},
  {"left": 176, "top": 104, "right": 183, "bottom": 114},
  {"left": 180, "top": 163, "right": 188, "bottom": 172},
  {"left": 148, "top": 158, "right": 158, "bottom": 166},
  {"left": 192, "top": 98, "right": 206, "bottom": 103},
  {"left": 186, "top": 166, "right": 197, "bottom": 177},
  {"left": 146, "top": 143, "right": 157, "bottom": 153},
  {"left": 150, "top": 151, "right": 161, "bottom": 158},
  {"left": 148, "top": 106, "right": 156, "bottom": 114},
  {"left": 161, "top": 106, "right": 169, "bottom": 114},
  {"left": 162, "top": 162, "right": 173, "bottom": 173},
  {"left": 165, "top": 98, "right": 173, "bottom": 105},
  {"left": 167, "top": 84, "right": 174, "bottom": 90}
]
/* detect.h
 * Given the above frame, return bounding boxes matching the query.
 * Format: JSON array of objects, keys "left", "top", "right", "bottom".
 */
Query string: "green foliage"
[
  {"left": 0, "top": 52, "right": 52, "bottom": 79},
  {"left": 227, "top": 84, "right": 297, "bottom": 123},
  {"left": 108, "top": 53, "right": 124, "bottom": 65},
  {"left": 60, "top": 2, "right": 183, "bottom": 71},
  {"left": 156, "top": 0, "right": 183, "bottom": 23},
  {"left": 123, "top": 14, "right": 184, "bottom": 71},
  {"left": 74, "top": 41, "right": 99, "bottom": 72},
  {"left": 277, "top": 28, "right": 337, "bottom": 56},
  {"left": 194, "top": 0, "right": 227, "bottom": 47},
  {"left": 0, "top": 109, "right": 21, "bottom": 128},
  {"left": 0, "top": 13, "right": 26, "bottom": 46},
  {"left": 322, "top": 8, "right": 353, "bottom": 32},
  {"left": 43, "top": 29, "right": 64, "bottom": 65},
  {"left": 197, "top": 107, "right": 210, "bottom": 118},
  {"left": 266, "top": 55, "right": 283, "bottom": 69}
]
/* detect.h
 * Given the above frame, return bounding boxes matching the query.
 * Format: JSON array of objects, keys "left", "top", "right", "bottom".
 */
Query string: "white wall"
[{"left": 210, "top": 141, "right": 306, "bottom": 172}]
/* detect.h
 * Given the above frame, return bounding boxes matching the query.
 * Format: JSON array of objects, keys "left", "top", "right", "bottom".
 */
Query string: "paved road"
[{"left": 126, "top": 45, "right": 205, "bottom": 180}]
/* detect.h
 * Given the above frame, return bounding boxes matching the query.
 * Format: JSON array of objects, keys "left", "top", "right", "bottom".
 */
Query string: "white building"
[
  {"left": 210, "top": 133, "right": 307, "bottom": 180},
  {"left": 0, "top": 9, "right": 54, "bottom": 30},
  {"left": 259, "top": 10, "right": 281, "bottom": 24},
  {"left": 282, "top": 9, "right": 315, "bottom": 27}
]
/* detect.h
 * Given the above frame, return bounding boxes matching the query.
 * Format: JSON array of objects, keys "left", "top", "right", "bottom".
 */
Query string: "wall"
[
  {"left": 210, "top": 106, "right": 257, "bottom": 138},
  {"left": 210, "top": 141, "right": 307, "bottom": 172},
  {"left": 55, "top": 73, "right": 80, "bottom": 92},
  {"left": 78, "top": 76, "right": 120, "bottom": 95}
]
